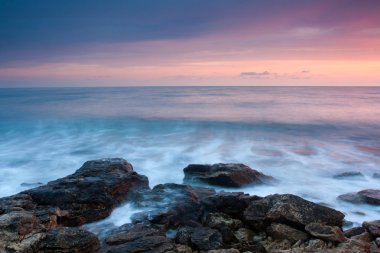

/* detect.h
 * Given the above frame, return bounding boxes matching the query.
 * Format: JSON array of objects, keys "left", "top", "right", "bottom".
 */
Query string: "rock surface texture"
[
  {"left": 1, "top": 158, "right": 380, "bottom": 253},
  {"left": 183, "top": 163, "right": 273, "bottom": 187}
]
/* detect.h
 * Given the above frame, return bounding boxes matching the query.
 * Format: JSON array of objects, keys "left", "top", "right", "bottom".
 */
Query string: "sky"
[{"left": 0, "top": 0, "right": 380, "bottom": 87}]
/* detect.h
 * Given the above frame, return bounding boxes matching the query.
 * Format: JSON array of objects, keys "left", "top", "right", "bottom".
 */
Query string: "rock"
[
  {"left": 266, "top": 223, "right": 308, "bottom": 244},
  {"left": 244, "top": 194, "right": 344, "bottom": 229},
  {"left": 333, "top": 171, "right": 365, "bottom": 179},
  {"left": 373, "top": 173, "right": 380, "bottom": 179},
  {"left": 175, "top": 226, "right": 194, "bottom": 245},
  {"left": 191, "top": 227, "right": 223, "bottom": 250},
  {"left": 344, "top": 226, "right": 366, "bottom": 238},
  {"left": 106, "top": 223, "right": 162, "bottom": 246},
  {"left": 106, "top": 235, "right": 174, "bottom": 253},
  {"left": 202, "top": 192, "right": 261, "bottom": 219},
  {"left": 208, "top": 249, "right": 240, "bottom": 253},
  {"left": 362, "top": 220, "right": 380, "bottom": 237},
  {"left": 20, "top": 182, "right": 43, "bottom": 188},
  {"left": 37, "top": 227, "right": 100, "bottom": 253},
  {"left": 305, "top": 223, "right": 345, "bottom": 242},
  {"left": 332, "top": 238, "right": 370, "bottom": 253},
  {"left": 0, "top": 159, "right": 149, "bottom": 228},
  {"left": 131, "top": 183, "right": 202, "bottom": 227},
  {"left": 351, "top": 232, "right": 372, "bottom": 243},
  {"left": 233, "top": 227, "right": 254, "bottom": 243},
  {"left": 204, "top": 212, "right": 243, "bottom": 230},
  {"left": 338, "top": 189, "right": 380, "bottom": 205},
  {"left": 0, "top": 211, "right": 43, "bottom": 251},
  {"left": 27, "top": 158, "right": 149, "bottom": 226},
  {"left": 183, "top": 163, "right": 273, "bottom": 187}
]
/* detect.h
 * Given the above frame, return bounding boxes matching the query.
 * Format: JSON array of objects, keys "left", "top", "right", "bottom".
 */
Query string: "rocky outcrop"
[
  {"left": 333, "top": 171, "right": 365, "bottom": 179},
  {"left": 338, "top": 189, "right": 380, "bottom": 205},
  {"left": 0, "top": 158, "right": 149, "bottom": 253},
  {"left": 183, "top": 163, "right": 273, "bottom": 187},
  {"left": 2, "top": 158, "right": 380, "bottom": 253}
]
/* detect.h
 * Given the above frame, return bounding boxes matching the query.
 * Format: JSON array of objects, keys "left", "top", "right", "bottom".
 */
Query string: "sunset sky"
[{"left": 1, "top": 0, "right": 380, "bottom": 87}]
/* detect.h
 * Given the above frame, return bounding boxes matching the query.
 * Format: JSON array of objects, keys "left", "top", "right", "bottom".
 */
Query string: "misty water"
[{"left": 1, "top": 86, "right": 380, "bottom": 230}]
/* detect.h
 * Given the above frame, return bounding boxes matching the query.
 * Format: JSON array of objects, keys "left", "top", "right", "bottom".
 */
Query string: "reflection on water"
[{"left": 1, "top": 86, "right": 380, "bottom": 226}]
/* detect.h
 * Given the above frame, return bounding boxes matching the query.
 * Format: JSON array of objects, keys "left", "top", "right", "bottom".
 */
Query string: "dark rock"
[
  {"left": 202, "top": 192, "right": 261, "bottom": 219},
  {"left": 244, "top": 194, "right": 344, "bottom": 229},
  {"left": 20, "top": 182, "right": 43, "bottom": 188},
  {"left": 373, "top": 173, "right": 380, "bottom": 179},
  {"left": 37, "top": 227, "right": 100, "bottom": 253},
  {"left": 106, "top": 235, "right": 174, "bottom": 253},
  {"left": 305, "top": 223, "right": 345, "bottom": 242},
  {"left": 338, "top": 189, "right": 380, "bottom": 205},
  {"left": 362, "top": 220, "right": 380, "bottom": 237},
  {"left": 191, "top": 227, "right": 223, "bottom": 250},
  {"left": 204, "top": 212, "right": 242, "bottom": 230},
  {"left": 175, "top": 226, "right": 194, "bottom": 245},
  {"left": 131, "top": 183, "right": 202, "bottom": 227},
  {"left": 233, "top": 227, "right": 254, "bottom": 244},
  {"left": 183, "top": 163, "right": 273, "bottom": 187},
  {"left": 106, "top": 223, "right": 162, "bottom": 246},
  {"left": 344, "top": 226, "right": 366, "bottom": 238},
  {"left": 207, "top": 249, "right": 240, "bottom": 253},
  {"left": 266, "top": 223, "right": 308, "bottom": 244},
  {"left": 333, "top": 171, "right": 365, "bottom": 179},
  {"left": 27, "top": 158, "right": 149, "bottom": 226}
]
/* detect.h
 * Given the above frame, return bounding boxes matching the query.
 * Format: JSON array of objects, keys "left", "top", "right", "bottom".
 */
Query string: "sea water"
[{"left": 1, "top": 86, "right": 380, "bottom": 227}]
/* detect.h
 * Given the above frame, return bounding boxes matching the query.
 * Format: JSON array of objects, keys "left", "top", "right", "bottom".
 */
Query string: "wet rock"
[
  {"left": 202, "top": 192, "right": 261, "bottom": 219},
  {"left": 338, "top": 189, "right": 380, "bottom": 205},
  {"left": 266, "top": 223, "right": 308, "bottom": 244},
  {"left": 20, "top": 182, "right": 43, "bottom": 188},
  {"left": 332, "top": 238, "right": 370, "bottom": 253},
  {"left": 244, "top": 194, "right": 344, "bottom": 229},
  {"left": 204, "top": 212, "right": 242, "bottom": 230},
  {"left": 175, "top": 226, "right": 194, "bottom": 245},
  {"left": 333, "top": 171, "right": 364, "bottom": 179},
  {"left": 362, "top": 220, "right": 380, "bottom": 237},
  {"left": 344, "top": 226, "right": 366, "bottom": 238},
  {"left": 373, "top": 173, "right": 380, "bottom": 179},
  {"left": 191, "top": 227, "right": 223, "bottom": 250},
  {"left": 37, "top": 227, "right": 100, "bottom": 253},
  {"left": 351, "top": 232, "right": 372, "bottom": 243},
  {"left": 305, "top": 223, "right": 345, "bottom": 242},
  {"left": 183, "top": 163, "right": 273, "bottom": 187},
  {"left": 132, "top": 183, "right": 202, "bottom": 227}
]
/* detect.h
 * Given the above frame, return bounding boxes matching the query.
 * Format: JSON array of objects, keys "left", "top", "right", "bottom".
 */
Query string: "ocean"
[{"left": 1, "top": 86, "right": 380, "bottom": 227}]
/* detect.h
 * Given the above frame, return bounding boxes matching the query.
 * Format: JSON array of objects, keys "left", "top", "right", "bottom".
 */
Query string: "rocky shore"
[{"left": 1, "top": 158, "right": 380, "bottom": 253}]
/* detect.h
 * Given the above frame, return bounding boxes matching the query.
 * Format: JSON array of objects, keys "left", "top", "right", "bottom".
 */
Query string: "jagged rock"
[
  {"left": 244, "top": 194, "right": 344, "bottom": 229},
  {"left": 183, "top": 163, "right": 273, "bottom": 187},
  {"left": 191, "top": 227, "right": 223, "bottom": 250},
  {"left": 351, "top": 232, "right": 372, "bottom": 243},
  {"left": 333, "top": 171, "right": 364, "bottom": 179},
  {"left": 202, "top": 192, "right": 261, "bottom": 219},
  {"left": 0, "top": 210, "right": 43, "bottom": 251},
  {"left": 37, "top": 227, "right": 100, "bottom": 253},
  {"left": 266, "top": 223, "right": 308, "bottom": 244},
  {"left": 175, "top": 226, "right": 194, "bottom": 245},
  {"left": 305, "top": 223, "right": 345, "bottom": 242},
  {"left": 233, "top": 227, "right": 254, "bottom": 243},
  {"left": 362, "top": 220, "right": 380, "bottom": 237},
  {"left": 338, "top": 189, "right": 380, "bottom": 205},
  {"left": 204, "top": 212, "right": 242, "bottom": 230},
  {"left": 106, "top": 235, "right": 174, "bottom": 253},
  {"left": 344, "top": 226, "right": 366, "bottom": 238}
]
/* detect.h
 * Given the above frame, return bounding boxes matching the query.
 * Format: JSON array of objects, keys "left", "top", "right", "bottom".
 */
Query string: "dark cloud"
[{"left": 240, "top": 71, "right": 270, "bottom": 76}]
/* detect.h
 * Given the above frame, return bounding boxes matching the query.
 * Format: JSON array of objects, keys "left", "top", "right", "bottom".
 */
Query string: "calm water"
[{"left": 1, "top": 86, "right": 380, "bottom": 226}]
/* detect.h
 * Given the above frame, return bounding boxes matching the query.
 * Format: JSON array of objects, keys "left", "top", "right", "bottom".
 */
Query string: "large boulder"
[
  {"left": 183, "top": 163, "right": 273, "bottom": 187},
  {"left": 338, "top": 189, "right": 380, "bottom": 205},
  {"left": 362, "top": 220, "right": 380, "bottom": 237},
  {"left": 243, "top": 194, "right": 344, "bottom": 229}
]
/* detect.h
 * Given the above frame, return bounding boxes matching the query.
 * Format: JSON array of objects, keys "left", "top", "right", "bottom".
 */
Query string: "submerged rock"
[
  {"left": 338, "top": 189, "right": 380, "bottom": 205},
  {"left": 183, "top": 163, "right": 273, "bottom": 187},
  {"left": 333, "top": 171, "right": 365, "bottom": 179}
]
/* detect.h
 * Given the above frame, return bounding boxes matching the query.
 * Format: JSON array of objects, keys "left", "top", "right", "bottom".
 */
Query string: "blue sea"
[{"left": 1, "top": 86, "right": 380, "bottom": 226}]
